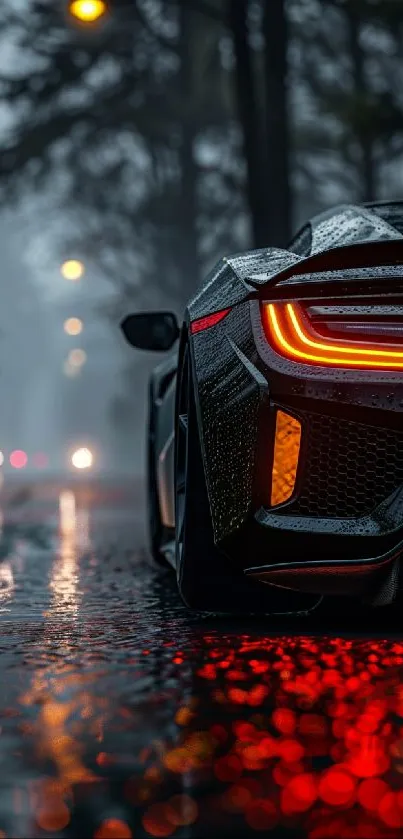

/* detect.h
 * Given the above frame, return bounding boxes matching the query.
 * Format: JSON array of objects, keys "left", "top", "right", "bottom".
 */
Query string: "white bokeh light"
[{"left": 71, "top": 448, "right": 93, "bottom": 470}]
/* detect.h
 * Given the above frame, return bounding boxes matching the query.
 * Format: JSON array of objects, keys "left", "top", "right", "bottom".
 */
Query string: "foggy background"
[{"left": 0, "top": 0, "right": 403, "bottom": 479}]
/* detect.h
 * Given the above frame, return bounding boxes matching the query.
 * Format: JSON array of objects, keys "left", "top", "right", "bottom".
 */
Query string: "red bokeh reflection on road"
[
  {"left": 94, "top": 818, "right": 132, "bottom": 838},
  {"left": 152, "top": 634, "right": 403, "bottom": 838},
  {"left": 11, "top": 624, "right": 403, "bottom": 839}
]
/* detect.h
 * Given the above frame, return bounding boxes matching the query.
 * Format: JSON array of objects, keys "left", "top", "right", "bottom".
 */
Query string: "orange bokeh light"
[
  {"left": 35, "top": 799, "right": 70, "bottom": 832},
  {"left": 165, "top": 795, "right": 198, "bottom": 827},
  {"left": 142, "top": 803, "right": 175, "bottom": 837},
  {"left": 61, "top": 259, "right": 84, "bottom": 280},
  {"left": 64, "top": 317, "right": 83, "bottom": 336},
  {"left": 94, "top": 818, "right": 132, "bottom": 839},
  {"left": 69, "top": 1, "right": 107, "bottom": 24}
]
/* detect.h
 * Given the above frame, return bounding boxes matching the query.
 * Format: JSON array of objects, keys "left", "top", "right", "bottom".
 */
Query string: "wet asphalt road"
[{"left": 1, "top": 479, "right": 403, "bottom": 839}]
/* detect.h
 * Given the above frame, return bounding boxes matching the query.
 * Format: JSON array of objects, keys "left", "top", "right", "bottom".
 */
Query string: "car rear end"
[{"left": 245, "top": 238, "right": 403, "bottom": 605}]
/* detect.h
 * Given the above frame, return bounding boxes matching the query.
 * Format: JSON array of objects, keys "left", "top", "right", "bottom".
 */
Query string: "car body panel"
[
  {"left": 143, "top": 202, "right": 403, "bottom": 605},
  {"left": 149, "top": 356, "right": 176, "bottom": 531},
  {"left": 157, "top": 412, "right": 175, "bottom": 529}
]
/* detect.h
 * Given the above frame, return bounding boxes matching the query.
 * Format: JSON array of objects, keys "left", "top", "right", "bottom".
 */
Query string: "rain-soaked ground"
[{"left": 0, "top": 478, "right": 403, "bottom": 839}]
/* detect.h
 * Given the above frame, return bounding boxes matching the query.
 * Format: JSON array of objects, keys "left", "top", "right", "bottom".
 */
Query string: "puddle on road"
[
  {"left": 3, "top": 626, "right": 403, "bottom": 839},
  {"left": 0, "top": 486, "right": 402, "bottom": 837},
  {"left": 0, "top": 486, "right": 52, "bottom": 617}
]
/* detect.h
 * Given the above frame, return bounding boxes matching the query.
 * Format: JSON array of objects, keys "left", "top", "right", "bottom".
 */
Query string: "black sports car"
[{"left": 121, "top": 201, "right": 403, "bottom": 614}]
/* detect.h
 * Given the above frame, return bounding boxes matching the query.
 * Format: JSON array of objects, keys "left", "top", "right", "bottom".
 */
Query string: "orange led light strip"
[
  {"left": 271, "top": 410, "right": 301, "bottom": 506},
  {"left": 264, "top": 302, "right": 403, "bottom": 369}
]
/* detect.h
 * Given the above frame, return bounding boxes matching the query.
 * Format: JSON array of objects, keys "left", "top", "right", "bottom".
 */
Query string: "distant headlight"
[{"left": 71, "top": 448, "right": 93, "bottom": 470}]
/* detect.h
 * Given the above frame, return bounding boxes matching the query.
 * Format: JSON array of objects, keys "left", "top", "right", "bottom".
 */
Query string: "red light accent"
[
  {"left": 272, "top": 708, "right": 296, "bottom": 735},
  {"left": 318, "top": 768, "right": 356, "bottom": 806},
  {"left": 191, "top": 308, "right": 231, "bottom": 335},
  {"left": 281, "top": 773, "right": 318, "bottom": 814},
  {"left": 10, "top": 450, "right": 28, "bottom": 469},
  {"left": 358, "top": 778, "right": 388, "bottom": 811},
  {"left": 245, "top": 800, "right": 279, "bottom": 831},
  {"left": 263, "top": 302, "right": 403, "bottom": 369}
]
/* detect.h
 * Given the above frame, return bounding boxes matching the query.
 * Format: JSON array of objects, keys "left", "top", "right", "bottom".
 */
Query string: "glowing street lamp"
[
  {"left": 68, "top": 348, "right": 87, "bottom": 368},
  {"left": 71, "top": 448, "right": 93, "bottom": 470},
  {"left": 69, "top": 0, "right": 108, "bottom": 23},
  {"left": 63, "top": 348, "right": 87, "bottom": 377},
  {"left": 64, "top": 317, "right": 83, "bottom": 336},
  {"left": 61, "top": 260, "right": 85, "bottom": 281}
]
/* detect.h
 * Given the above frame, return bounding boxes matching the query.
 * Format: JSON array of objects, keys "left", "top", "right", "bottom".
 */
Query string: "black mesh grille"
[{"left": 288, "top": 413, "right": 403, "bottom": 518}]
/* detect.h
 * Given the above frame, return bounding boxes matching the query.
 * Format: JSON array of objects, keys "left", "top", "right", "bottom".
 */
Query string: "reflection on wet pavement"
[{"left": 0, "top": 482, "right": 402, "bottom": 838}]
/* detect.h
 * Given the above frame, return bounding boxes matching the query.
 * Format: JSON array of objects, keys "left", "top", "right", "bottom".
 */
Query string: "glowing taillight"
[
  {"left": 263, "top": 303, "right": 403, "bottom": 370},
  {"left": 271, "top": 410, "right": 301, "bottom": 506},
  {"left": 191, "top": 308, "right": 231, "bottom": 335}
]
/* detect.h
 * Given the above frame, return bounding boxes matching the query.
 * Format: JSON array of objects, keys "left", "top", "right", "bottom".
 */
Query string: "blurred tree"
[
  {"left": 1, "top": 0, "right": 403, "bottom": 278},
  {"left": 0, "top": 0, "right": 295, "bottom": 297},
  {"left": 346, "top": 0, "right": 375, "bottom": 201},
  {"left": 228, "top": 0, "right": 268, "bottom": 247},
  {"left": 0, "top": 0, "right": 245, "bottom": 461},
  {"left": 2, "top": 0, "right": 403, "bottom": 466},
  {"left": 177, "top": 2, "right": 199, "bottom": 289},
  {"left": 0, "top": 0, "right": 244, "bottom": 311},
  {"left": 228, "top": 0, "right": 291, "bottom": 247},
  {"left": 291, "top": 0, "right": 403, "bottom": 208},
  {"left": 262, "top": 0, "right": 291, "bottom": 244}
]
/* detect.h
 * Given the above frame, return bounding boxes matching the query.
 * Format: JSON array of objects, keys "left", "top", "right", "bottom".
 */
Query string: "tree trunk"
[
  {"left": 347, "top": 4, "right": 376, "bottom": 202},
  {"left": 262, "top": 0, "right": 291, "bottom": 246},
  {"left": 228, "top": 0, "right": 270, "bottom": 248},
  {"left": 178, "top": 2, "right": 200, "bottom": 297}
]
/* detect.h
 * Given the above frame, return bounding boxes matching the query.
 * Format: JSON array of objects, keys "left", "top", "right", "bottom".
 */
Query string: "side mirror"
[{"left": 121, "top": 311, "right": 180, "bottom": 352}]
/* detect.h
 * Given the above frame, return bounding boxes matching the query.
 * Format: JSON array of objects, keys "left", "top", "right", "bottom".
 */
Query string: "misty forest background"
[{"left": 1, "top": 0, "right": 403, "bottom": 468}]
